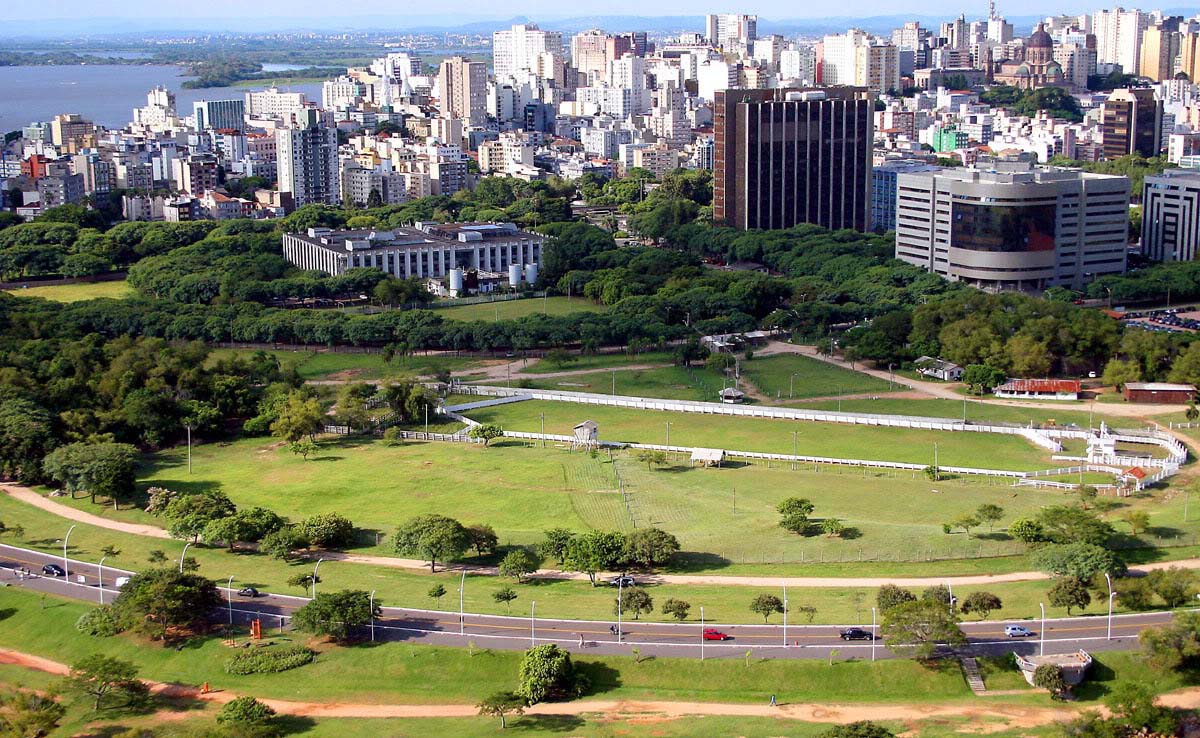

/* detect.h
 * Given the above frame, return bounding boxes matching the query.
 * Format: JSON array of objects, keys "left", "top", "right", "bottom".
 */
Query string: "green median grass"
[
  {"left": 434, "top": 296, "right": 606, "bottom": 321},
  {"left": 3, "top": 279, "right": 132, "bottom": 302}
]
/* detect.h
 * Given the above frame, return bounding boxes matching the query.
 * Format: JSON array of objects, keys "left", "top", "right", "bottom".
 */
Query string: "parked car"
[
  {"left": 839, "top": 627, "right": 874, "bottom": 641},
  {"left": 237, "top": 587, "right": 260, "bottom": 598},
  {"left": 702, "top": 628, "right": 730, "bottom": 641},
  {"left": 1005, "top": 625, "right": 1034, "bottom": 638},
  {"left": 41, "top": 564, "right": 65, "bottom": 577},
  {"left": 610, "top": 575, "right": 636, "bottom": 587},
  {"left": 113, "top": 576, "right": 130, "bottom": 589}
]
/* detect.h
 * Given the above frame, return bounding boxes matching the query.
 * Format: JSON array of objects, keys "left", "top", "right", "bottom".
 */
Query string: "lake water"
[{"left": 0, "top": 65, "right": 324, "bottom": 132}]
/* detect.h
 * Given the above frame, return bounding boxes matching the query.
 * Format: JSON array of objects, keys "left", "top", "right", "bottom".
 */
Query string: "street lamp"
[
  {"left": 97, "top": 556, "right": 107, "bottom": 606},
  {"left": 617, "top": 577, "right": 624, "bottom": 642},
  {"left": 530, "top": 600, "right": 536, "bottom": 647},
  {"left": 227, "top": 575, "right": 235, "bottom": 625},
  {"left": 789, "top": 372, "right": 797, "bottom": 399},
  {"left": 179, "top": 542, "right": 191, "bottom": 573},
  {"left": 871, "top": 607, "right": 877, "bottom": 662},
  {"left": 312, "top": 558, "right": 325, "bottom": 598},
  {"left": 459, "top": 570, "right": 466, "bottom": 636},
  {"left": 62, "top": 524, "right": 76, "bottom": 580},
  {"left": 1104, "top": 572, "right": 1115, "bottom": 641},
  {"left": 1039, "top": 602, "right": 1046, "bottom": 656},
  {"left": 370, "top": 589, "right": 376, "bottom": 642},
  {"left": 700, "top": 605, "right": 705, "bottom": 661},
  {"left": 782, "top": 583, "right": 788, "bottom": 648}
]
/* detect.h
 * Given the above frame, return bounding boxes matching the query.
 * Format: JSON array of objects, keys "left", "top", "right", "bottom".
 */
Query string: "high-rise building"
[
  {"left": 1093, "top": 7, "right": 1151, "bottom": 73},
  {"left": 244, "top": 87, "right": 309, "bottom": 119},
  {"left": 780, "top": 45, "right": 817, "bottom": 83},
  {"left": 1138, "top": 20, "right": 1181, "bottom": 81},
  {"left": 713, "top": 88, "right": 873, "bottom": 231},
  {"left": 192, "top": 99, "right": 245, "bottom": 132},
  {"left": 1101, "top": 87, "right": 1162, "bottom": 158},
  {"left": 36, "top": 173, "right": 85, "bottom": 208},
  {"left": 493, "top": 23, "right": 564, "bottom": 80},
  {"left": 871, "top": 160, "right": 940, "bottom": 231},
  {"left": 1142, "top": 170, "right": 1200, "bottom": 261},
  {"left": 437, "top": 56, "right": 488, "bottom": 126},
  {"left": 705, "top": 14, "right": 757, "bottom": 51},
  {"left": 572, "top": 29, "right": 611, "bottom": 81},
  {"left": 821, "top": 30, "right": 900, "bottom": 94},
  {"left": 276, "top": 110, "right": 339, "bottom": 207},
  {"left": 894, "top": 162, "right": 1129, "bottom": 291},
  {"left": 49, "top": 114, "right": 94, "bottom": 152}
]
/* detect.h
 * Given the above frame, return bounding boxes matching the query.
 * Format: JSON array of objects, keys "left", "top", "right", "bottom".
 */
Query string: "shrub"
[
  {"left": 75, "top": 607, "right": 122, "bottom": 637},
  {"left": 224, "top": 644, "right": 315, "bottom": 675}
]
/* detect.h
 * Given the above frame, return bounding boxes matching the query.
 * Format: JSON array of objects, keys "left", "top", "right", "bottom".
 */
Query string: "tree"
[
  {"left": 1102, "top": 358, "right": 1142, "bottom": 391},
  {"left": 1008, "top": 518, "right": 1045, "bottom": 543},
  {"left": 623, "top": 527, "right": 680, "bottom": 568},
  {"left": 477, "top": 691, "right": 526, "bottom": 729},
  {"left": 1036, "top": 505, "right": 1113, "bottom": 546},
  {"left": 147, "top": 550, "right": 167, "bottom": 565},
  {"left": 427, "top": 584, "right": 447, "bottom": 608},
  {"left": 951, "top": 514, "right": 981, "bottom": 537},
  {"left": 1148, "top": 567, "right": 1197, "bottom": 608},
  {"left": 661, "top": 598, "right": 691, "bottom": 621},
  {"left": 922, "top": 584, "right": 952, "bottom": 606},
  {"left": 493, "top": 586, "right": 518, "bottom": 612},
  {"left": 292, "top": 589, "right": 380, "bottom": 642},
  {"left": 499, "top": 549, "right": 539, "bottom": 583},
  {"left": 42, "top": 442, "right": 138, "bottom": 506},
  {"left": 299, "top": 512, "right": 356, "bottom": 548},
  {"left": 750, "top": 594, "right": 785, "bottom": 623},
  {"left": 817, "top": 721, "right": 896, "bottom": 738},
  {"left": 961, "top": 364, "right": 1005, "bottom": 395},
  {"left": 517, "top": 644, "right": 582, "bottom": 704},
  {"left": 543, "top": 348, "right": 576, "bottom": 368},
  {"left": 334, "top": 382, "right": 375, "bottom": 431},
  {"left": 976, "top": 504, "right": 1004, "bottom": 531},
  {"left": 821, "top": 518, "right": 847, "bottom": 538},
  {"left": 270, "top": 391, "right": 323, "bottom": 443},
  {"left": 468, "top": 423, "right": 504, "bottom": 446},
  {"left": 877, "top": 584, "right": 917, "bottom": 612},
  {"left": 1140, "top": 611, "right": 1200, "bottom": 670},
  {"left": 289, "top": 438, "right": 319, "bottom": 460},
  {"left": 287, "top": 572, "right": 317, "bottom": 596},
  {"left": 562, "top": 531, "right": 626, "bottom": 586},
  {"left": 0, "top": 689, "right": 65, "bottom": 737},
  {"left": 1077, "top": 485, "right": 1098, "bottom": 509},
  {"left": 615, "top": 586, "right": 654, "bottom": 619},
  {"left": 202, "top": 506, "right": 284, "bottom": 550},
  {"left": 1033, "top": 543, "right": 1125, "bottom": 580},
  {"left": 880, "top": 599, "right": 966, "bottom": 660},
  {"left": 1048, "top": 577, "right": 1092, "bottom": 614},
  {"left": 162, "top": 491, "right": 236, "bottom": 541},
  {"left": 537, "top": 528, "right": 575, "bottom": 561},
  {"left": 393, "top": 514, "right": 470, "bottom": 572},
  {"left": 110, "top": 569, "right": 222, "bottom": 641},
  {"left": 65, "top": 655, "right": 149, "bottom": 711},
  {"left": 960, "top": 591, "right": 1002, "bottom": 619},
  {"left": 261, "top": 525, "right": 309, "bottom": 560},
  {"left": 217, "top": 696, "right": 277, "bottom": 730},
  {"left": 1033, "top": 663, "right": 1068, "bottom": 700},
  {"left": 1122, "top": 510, "right": 1151, "bottom": 536},
  {"left": 777, "top": 497, "right": 815, "bottom": 535},
  {"left": 634, "top": 449, "right": 668, "bottom": 470},
  {"left": 466, "top": 523, "right": 499, "bottom": 557}
]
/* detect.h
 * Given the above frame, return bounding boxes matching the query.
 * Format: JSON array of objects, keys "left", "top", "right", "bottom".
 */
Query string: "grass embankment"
[{"left": 3, "top": 279, "right": 132, "bottom": 302}]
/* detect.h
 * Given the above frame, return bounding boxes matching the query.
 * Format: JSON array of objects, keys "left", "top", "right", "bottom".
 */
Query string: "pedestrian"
[
  {"left": 770, "top": 694, "right": 777, "bottom": 707},
  {"left": 579, "top": 633, "right": 585, "bottom": 647},
  {"left": 609, "top": 625, "right": 616, "bottom": 635}
]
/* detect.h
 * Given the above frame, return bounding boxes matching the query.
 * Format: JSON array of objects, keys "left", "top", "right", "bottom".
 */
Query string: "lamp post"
[
  {"left": 871, "top": 607, "right": 877, "bottom": 662},
  {"left": 700, "top": 605, "right": 705, "bottom": 661},
  {"left": 1105, "top": 572, "right": 1115, "bottom": 641},
  {"left": 665, "top": 422, "right": 671, "bottom": 450},
  {"left": 312, "top": 558, "right": 325, "bottom": 598},
  {"left": 179, "top": 542, "right": 191, "bottom": 573},
  {"left": 63, "top": 524, "right": 76, "bottom": 580},
  {"left": 789, "top": 372, "right": 797, "bottom": 399},
  {"left": 617, "top": 577, "right": 624, "bottom": 642},
  {"left": 1039, "top": 602, "right": 1046, "bottom": 656},
  {"left": 792, "top": 431, "right": 798, "bottom": 471},
  {"left": 459, "top": 570, "right": 466, "bottom": 636},
  {"left": 97, "top": 556, "right": 107, "bottom": 606},
  {"left": 369, "top": 589, "right": 376, "bottom": 642},
  {"left": 947, "top": 582, "right": 954, "bottom": 615},
  {"left": 530, "top": 600, "right": 537, "bottom": 648},
  {"left": 227, "top": 575, "right": 235, "bottom": 625},
  {"left": 782, "top": 583, "right": 788, "bottom": 648}
]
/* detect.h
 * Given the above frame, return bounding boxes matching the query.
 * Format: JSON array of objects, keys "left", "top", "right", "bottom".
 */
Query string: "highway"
[{"left": 0, "top": 543, "right": 1170, "bottom": 661}]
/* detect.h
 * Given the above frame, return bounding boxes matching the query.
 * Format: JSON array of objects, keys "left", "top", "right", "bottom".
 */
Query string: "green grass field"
[
  {"left": 1, "top": 587, "right": 1179, "bottom": 714},
  {"left": 434, "top": 296, "right": 607, "bottom": 322},
  {"left": 206, "top": 348, "right": 487, "bottom": 381},
  {"left": 3, "top": 279, "right": 132, "bottom": 302},
  {"left": 514, "top": 365, "right": 736, "bottom": 402},
  {"left": 465, "top": 401, "right": 1069, "bottom": 471},
  {"left": 519, "top": 350, "right": 676, "bottom": 374},
  {"left": 796, "top": 397, "right": 1131, "bottom": 429},
  {"left": 741, "top": 355, "right": 899, "bottom": 400}
]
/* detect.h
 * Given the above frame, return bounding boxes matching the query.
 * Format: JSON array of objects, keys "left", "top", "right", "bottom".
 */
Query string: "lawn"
[
  {"left": 795, "top": 398, "right": 1131, "bottom": 429},
  {"left": 2, "top": 587, "right": 1176, "bottom": 711},
  {"left": 513, "top": 365, "right": 736, "bottom": 402},
  {"left": 464, "top": 400, "right": 1071, "bottom": 471},
  {"left": 741, "top": 354, "right": 899, "bottom": 400},
  {"left": 434, "top": 296, "right": 607, "bottom": 321},
  {"left": 519, "top": 350, "right": 676, "bottom": 374},
  {"left": 206, "top": 348, "right": 487, "bottom": 381},
  {"left": 3, "top": 279, "right": 132, "bottom": 302}
]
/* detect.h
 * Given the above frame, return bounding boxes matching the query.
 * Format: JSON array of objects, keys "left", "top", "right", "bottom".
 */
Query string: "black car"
[
  {"left": 41, "top": 564, "right": 65, "bottom": 577},
  {"left": 839, "top": 628, "right": 873, "bottom": 641},
  {"left": 237, "top": 587, "right": 260, "bottom": 598},
  {"left": 610, "top": 575, "right": 636, "bottom": 587}
]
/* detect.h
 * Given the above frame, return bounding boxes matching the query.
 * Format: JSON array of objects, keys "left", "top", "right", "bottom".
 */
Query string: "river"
[{"left": 0, "top": 65, "right": 325, "bottom": 132}]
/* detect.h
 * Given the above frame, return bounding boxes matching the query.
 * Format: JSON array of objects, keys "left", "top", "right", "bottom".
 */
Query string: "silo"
[
  {"left": 449, "top": 268, "right": 464, "bottom": 294},
  {"left": 508, "top": 264, "right": 522, "bottom": 287},
  {"left": 524, "top": 263, "right": 538, "bottom": 284}
]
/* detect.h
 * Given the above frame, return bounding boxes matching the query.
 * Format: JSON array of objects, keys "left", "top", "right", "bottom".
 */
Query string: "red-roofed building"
[{"left": 994, "top": 378, "right": 1081, "bottom": 401}]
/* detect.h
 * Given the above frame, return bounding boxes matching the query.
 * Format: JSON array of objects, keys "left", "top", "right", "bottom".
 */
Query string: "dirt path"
[{"left": 6, "top": 481, "right": 1200, "bottom": 588}]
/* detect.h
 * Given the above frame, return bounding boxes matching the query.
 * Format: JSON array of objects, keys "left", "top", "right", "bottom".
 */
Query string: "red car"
[{"left": 703, "top": 628, "right": 730, "bottom": 641}]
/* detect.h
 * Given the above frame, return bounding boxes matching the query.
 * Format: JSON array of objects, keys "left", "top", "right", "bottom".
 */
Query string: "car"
[
  {"left": 839, "top": 627, "right": 874, "bottom": 641},
  {"left": 610, "top": 575, "right": 636, "bottom": 587},
  {"left": 703, "top": 629, "right": 730, "bottom": 641},
  {"left": 113, "top": 576, "right": 130, "bottom": 589},
  {"left": 237, "top": 587, "right": 260, "bottom": 598},
  {"left": 41, "top": 564, "right": 65, "bottom": 577},
  {"left": 1005, "top": 625, "right": 1034, "bottom": 638}
]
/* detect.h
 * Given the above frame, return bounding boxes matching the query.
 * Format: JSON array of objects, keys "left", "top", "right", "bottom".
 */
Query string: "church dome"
[{"left": 1028, "top": 23, "right": 1053, "bottom": 49}]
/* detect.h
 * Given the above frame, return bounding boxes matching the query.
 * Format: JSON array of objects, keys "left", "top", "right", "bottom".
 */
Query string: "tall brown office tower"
[
  {"left": 713, "top": 87, "right": 873, "bottom": 231},
  {"left": 1101, "top": 88, "right": 1162, "bottom": 159}
]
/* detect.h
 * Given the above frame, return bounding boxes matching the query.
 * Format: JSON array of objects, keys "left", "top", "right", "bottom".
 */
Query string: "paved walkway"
[{"left": 7, "top": 483, "right": 1200, "bottom": 588}]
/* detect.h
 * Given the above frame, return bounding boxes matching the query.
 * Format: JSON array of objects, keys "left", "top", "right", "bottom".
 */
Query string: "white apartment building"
[
  {"left": 493, "top": 23, "right": 564, "bottom": 80},
  {"left": 276, "top": 112, "right": 339, "bottom": 207},
  {"left": 705, "top": 14, "right": 757, "bottom": 51},
  {"left": 572, "top": 29, "right": 610, "bottom": 81},
  {"left": 780, "top": 45, "right": 817, "bottom": 84},
  {"left": 1093, "top": 7, "right": 1151, "bottom": 73},
  {"left": 821, "top": 30, "right": 900, "bottom": 94},
  {"left": 245, "top": 87, "right": 309, "bottom": 119},
  {"left": 437, "top": 56, "right": 488, "bottom": 126}
]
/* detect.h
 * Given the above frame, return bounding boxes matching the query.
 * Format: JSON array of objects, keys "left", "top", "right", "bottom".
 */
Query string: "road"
[{"left": 0, "top": 543, "right": 1169, "bottom": 662}]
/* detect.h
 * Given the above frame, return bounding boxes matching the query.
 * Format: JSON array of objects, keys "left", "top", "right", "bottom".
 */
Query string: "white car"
[{"left": 1004, "top": 625, "right": 1034, "bottom": 638}]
